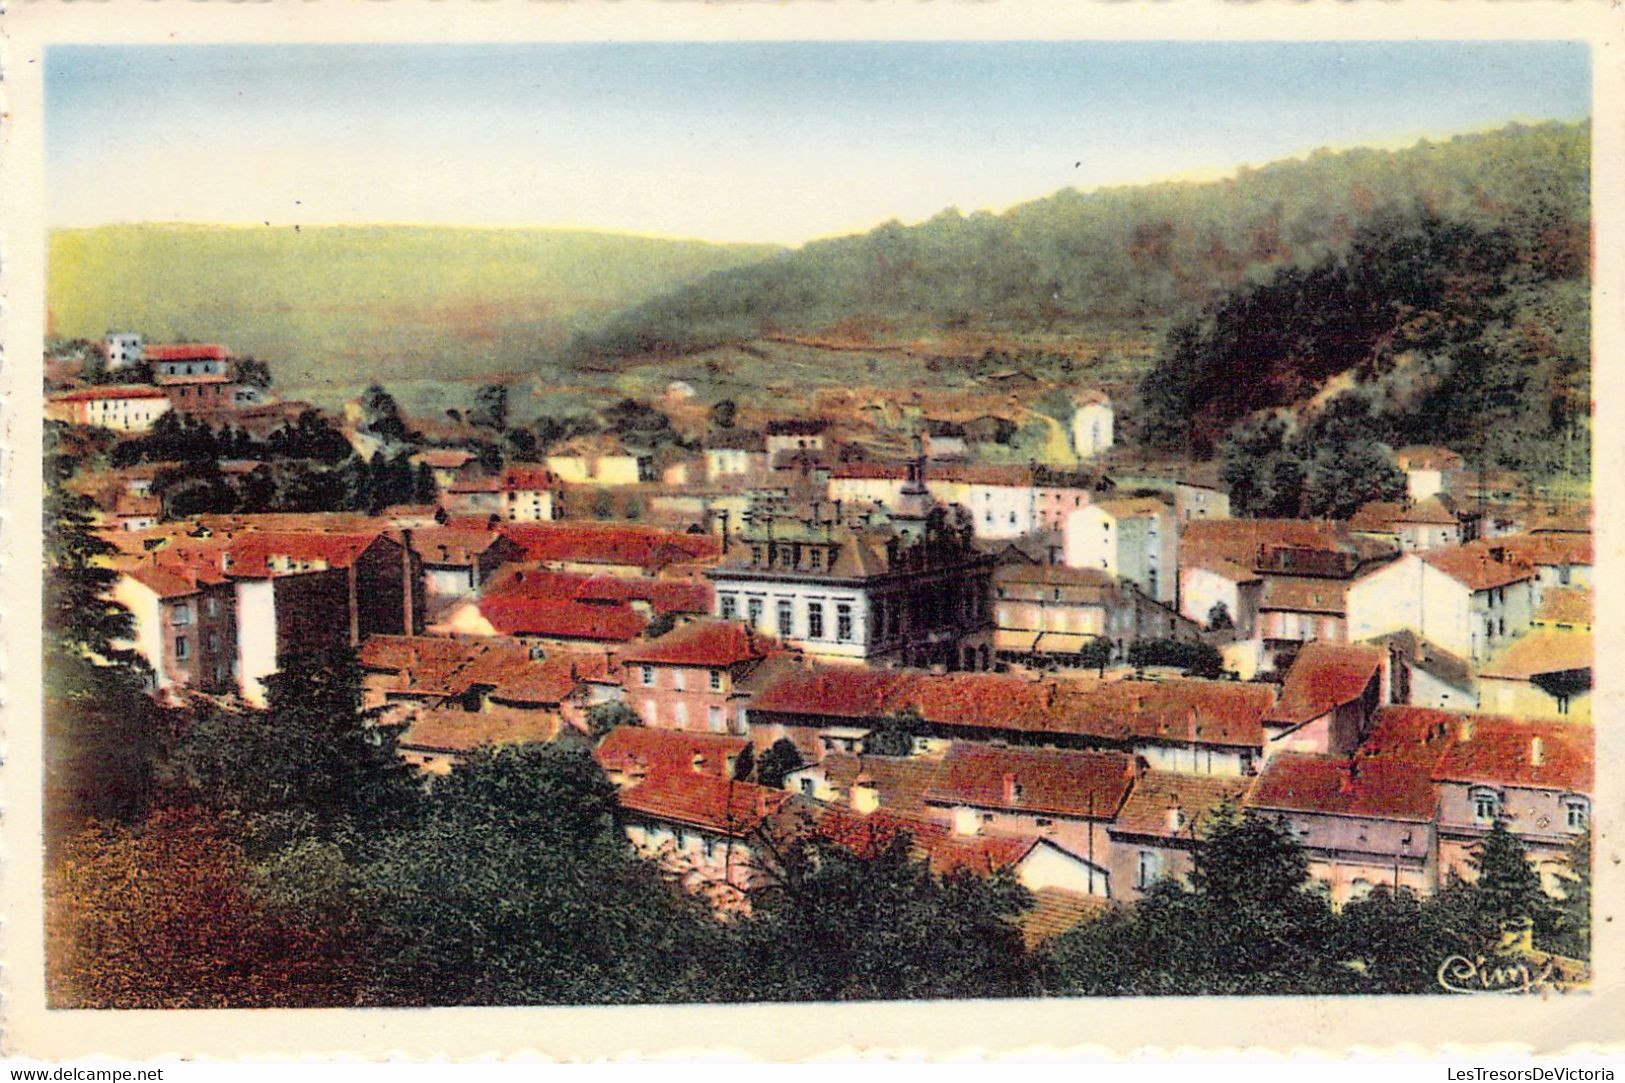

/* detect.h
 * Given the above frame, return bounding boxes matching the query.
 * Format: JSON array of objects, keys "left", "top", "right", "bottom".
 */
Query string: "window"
[
  {"left": 1349, "top": 878, "right": 1375, "bottom": 903},
  {"left": 641, "top": 665, "right": 655, "bottom": 687},
  {"left": 172, "top": 603, "right": 192, "bottom": 627},
  {"left": 708, "top": 705, "right": 724, "bottom": 732},
  {"left": 1472, "top": 788, "right": 1500, "bottom": 823},
  {"left": 206, "top": 596, "right": 218, "bottom": 617},
  {"left": 1498, "top": 617, "right": 1506, "bottom": 636},
  {"left": 175, "top": 635, "right": 190, "bottom": 660},
  {"left": 1137, "top": 850, "right": 1159, "bottom": 889},
  {"left": 808, "top": 548, "right": 823, "bottom": 572},
  {"left": 746, "top": 597, "right": 763, "bottom": 629},
  {"left": 808, "top": 603, "right": 825, "bottom": 639},
  {"left": 777, "top": 599, "right": 794, "bottom": 637},
  {"left": 800, "top": 778, "right": 815, "bottom": 797},
  {"left": 720, "top": 594, "right": 737, "bottom": 620},
  {"left": 207, "top": 632, "right": 219, "bottom": 653},
  {"left": 709, "top": 669, "right": 723, "bottom": 691},
  {"left": 704, "top": 836, "right": 719, "bottom": 861},
  {"left": 674, "top": 702, "right": 688, "bottom": 726},
  {"left": 1565, "top": 798, "right": 1589, "bottom": 830},
  {"left": 672, "top": 669, "right": 686, "bottom": 691},
  {"left": 836, "top": 604, "right": 853, "bottom": 642},
  {"left": 643, "top": 699, "right": 658, "bottom": 724}
]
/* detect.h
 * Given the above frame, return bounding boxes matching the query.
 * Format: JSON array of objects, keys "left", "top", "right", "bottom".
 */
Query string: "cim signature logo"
[{"left": 1436, "top": 953, "right": 1566, "bottom": 995}]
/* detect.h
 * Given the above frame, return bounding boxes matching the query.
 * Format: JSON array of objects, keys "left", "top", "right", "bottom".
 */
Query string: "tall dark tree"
[
  {"left": 471, "top": 384, "right": 510, "bottom": 432},
  {"left": 356, "top": 744, "right": 724, "bottom": 1005},
  {"left": 1465, "top": 819, "right": 1554, "bottom": 949},
  {"left": 44, "top": 453, "right": 161, "bottom": 842},
  {"left": 174, "top": 646, "right": 420, "bottom": 849},
  {"left": 735, "top": 830, "right": 1036, "bottom": 1001},
  {"left": 359, "top": 384, "right": 411, "bottom": 444},
  {"left": 754, "top": 738, "right": 805, "bottom": 790}
]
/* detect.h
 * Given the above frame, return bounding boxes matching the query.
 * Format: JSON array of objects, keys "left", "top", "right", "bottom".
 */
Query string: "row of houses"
[
  {"left": 46, "top": 341, "right": 269, "bottom": 431},
  {"left": 349, "top": 613, "right": 1589, "bottom": 924}
]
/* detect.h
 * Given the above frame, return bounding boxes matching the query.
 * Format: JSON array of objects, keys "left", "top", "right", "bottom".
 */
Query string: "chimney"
[
  {"left": 1002, "top": 772, "right": 1022, "bottom": 804},
  {"left": 851, "top": 778, "right": 880, "bottom": 815},
  {"left": 399, "top": 527, "right": 418, "bottom": 634},
  {"left": 1458, "top": 719, "right": 1475, "bottom": 743},
  {"left": 1530, "top": 736, "right": 1545, "bottom": 767},
  {"left": 1165, "top": 805, "right": 1184, "bottom": 832}
]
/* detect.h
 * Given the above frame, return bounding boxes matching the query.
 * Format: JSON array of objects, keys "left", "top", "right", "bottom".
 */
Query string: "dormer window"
[{"left": 808, "top": 548, "right": 823, "bottom": 571}]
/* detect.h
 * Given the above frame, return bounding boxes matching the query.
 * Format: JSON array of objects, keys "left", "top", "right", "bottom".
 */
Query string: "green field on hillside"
[{"left": 48, "top": 224, "right": 780, "bottom": 408}]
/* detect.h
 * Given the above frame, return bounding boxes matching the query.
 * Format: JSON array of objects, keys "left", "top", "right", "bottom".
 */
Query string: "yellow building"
[{"left": 1478, "top": 628, "right": 1591, "bottom": 722}]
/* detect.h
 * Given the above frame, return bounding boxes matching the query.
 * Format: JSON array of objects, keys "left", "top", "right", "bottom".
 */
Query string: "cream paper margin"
[{"left": 1, "top": 0, "right": 1621, "bottom": 1061}]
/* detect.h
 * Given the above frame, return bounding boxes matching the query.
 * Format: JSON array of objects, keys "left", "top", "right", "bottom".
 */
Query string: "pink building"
[{"left": 619, "top": 619, "right": 778, "bottom": 734}]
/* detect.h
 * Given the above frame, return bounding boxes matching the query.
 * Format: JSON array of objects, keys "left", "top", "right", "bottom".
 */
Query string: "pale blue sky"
[{"left": 46, "top": 42, "right": 1590, "bottom": 244}]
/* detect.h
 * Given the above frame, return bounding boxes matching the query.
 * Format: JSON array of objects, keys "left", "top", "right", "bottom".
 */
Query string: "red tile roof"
[
  {"left": 748, "top": 668, "right": 1277, "bottom": 749},
  {"left": 154, "top": 371, "right": 234, "bottom": 387},
  {"left": 1535, "top": 588, "right": 1593, "bottom": 626},
  {"left": 1395, "top": 495, "right": 1462, "bottom": 526},
  {"left": 1265, "top": 642, "right": 1384, "bottom": 727},
  {"left": 1394, "top": 445, "right": 1465, "bottom": 471},
  {"left": 476, "top": 596, "right": 648, "bottom": 642},
  {"left": 618, "top": 619, "right": 775, "bottom": 668},
  {"left": 617, "top": 771, "right": 793, "bottom": 837},
  {"left": 595, "top": 726, "right": 749, "bottom": 780},
  {"left": 481, "top": 565, "right": 712, "bottom": 616},
  {"left": 807, "top": 753, "right": 943, "bottom": 816},
  {"left": 1181, "top": 518, "right": 1355, "bottom": 569},
  {"left": 1347, "top": 501, "right": 1407, "bottom": 533},
  {"left": 1491, "top": 533, "right": 1593, "bottom": 569},
  {"left": 813, "top": 804, "right": 1037, "bottom": 877},
  {"left": 409, "top": 527, "right": 511, "bottom": 565},
  {"left": 1020, "top": 887, "right": 1112, "bottom": 948},
  {"left": 485, "top": 521, "right": 721, "bottom": 571},
  {"left": 1429, "top": 719, "right": 1592, "bottom": 793},
  {"left": 359, "top": 634, "right": 604, "bottom": 705},
  {"left": 1110, "top": 771, "right": 1252, "bottom": 839},
  {"left": 1479, "top": 631, "right": 1592, "bottom": 681},
  {"left": 126, "top": 564, "right": 213, "bottom": 599},
  {"left": 413, "top": 448, "right": 477, "bottom": 469},
  {"left": 1363, "top": 706, "right": 1591, "bottom": 794},
  {"left": 924, "top": 743, "right": 1135, "bottom": 820},
  {"left": 224, "top": 530, "right": 387, "bottom": 577},
  {"left": 500, "top": 464, "right": 556, "bottom": 491},
  {"left": 1259, "top": 576, "right": 1350, "bottom": 616},
  {"left": 50, "top": 385, "right": 170, "bottom": 402},
  {"left": 1421, "top": 542, "right": 1535, "bottom": 590},
  {"left": 1247, "top": 752, "right": 1438, "bottom": 822},
  {"left": 145, "top": 343, "right": 231, "bottom": 362},
  {"left": 400, "top": 704, "right": 561, "bottom": 755}
]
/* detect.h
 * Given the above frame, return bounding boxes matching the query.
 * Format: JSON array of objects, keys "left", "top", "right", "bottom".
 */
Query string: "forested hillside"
[
  {"left": 48, "top": 225, "right": 781, "bottom": 403},
  {"left": 567, "top": 122, "right": 1587, "bottom": 361}
]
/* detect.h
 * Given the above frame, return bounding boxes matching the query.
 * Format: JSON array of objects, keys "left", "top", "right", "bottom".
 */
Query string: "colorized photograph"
[{"left": 40, "top": 40, "right": 1592, "bottom": 1008}]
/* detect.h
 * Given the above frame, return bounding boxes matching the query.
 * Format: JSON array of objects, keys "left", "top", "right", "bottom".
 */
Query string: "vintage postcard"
[{"left": 2, "top": 0, "right": 1621, "bottom": 1062}]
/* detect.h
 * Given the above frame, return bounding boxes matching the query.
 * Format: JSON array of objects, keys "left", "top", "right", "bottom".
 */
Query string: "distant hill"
[
  {"left": 568, "top": 121, "right": 1588, "bottom": 362},
  {"left": 48, "top": 224, "right": 782, "bottom": 404}
]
